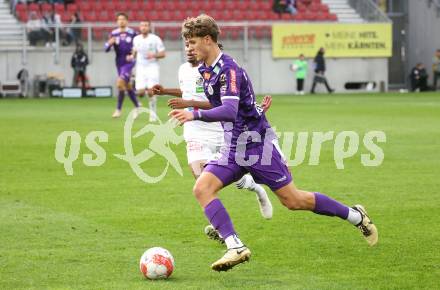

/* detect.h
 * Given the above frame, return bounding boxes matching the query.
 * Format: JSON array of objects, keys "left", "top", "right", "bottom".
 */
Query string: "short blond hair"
[{"left": 181, "top": 14, "right": 221, "bottom": 42}]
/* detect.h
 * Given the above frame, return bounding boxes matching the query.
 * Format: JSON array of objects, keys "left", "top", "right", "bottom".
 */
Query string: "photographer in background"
[{"left": 71, "top": 43, "right": 89, "bottom": 90}]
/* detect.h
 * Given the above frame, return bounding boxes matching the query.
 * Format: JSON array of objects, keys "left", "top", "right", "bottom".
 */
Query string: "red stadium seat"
[
  {"left": 328, "top": 13, "right": 338, "bottom": 21},
  {"left": 293, "top": 13, "right": 305, "bottom": 21},
  {"left": 133, "top": 1, "right": 143, "bottom": 11},
  {"left": 246, "top": 11, "right": 258, "bottom": 20},
  {"left": 296, "top": 3, "right": 307, "bottom": 13},
  {"left": 28, "top": 3, "right": 39, "bottom": 13},
  {"left": 259, "top": 1, "right": 272, "bottom": 10},
  {"left": 172, "top": 11, "right": 184, "bottom": 21},
  {"left": 225, "top": 1, "right": 235, "bottom": 11},
  {"left": 115, "top": 2, "right": 126, "bottom": 12},
  {"left": 17, "top": 10, "right": 28, "bottom": 22},
  {"left": 319, "top": 4, "right": 330, "bottom": 13},
  {"left": 40, "top": 3, "right": 52, "bottom": 13},
  {"left": 79, "top": 2, "right": 91, "bottom": 11},
  {"left": 83, "top": 11, "right": 97, "bottom": 22},
  {"left": 213, "top": 1, "right": 222, "bottom": 11},
  {"left": 134, "top": 10, "right": 146, "bottom": 21},
  {"left": 175, "top": 1, "right": 186, "bottom": 11},
  {"left": 154, "top": 1, "right": 165, "bottom": 11},
  {"left": 281, "top": 13, "right": 294, "bottom": 20},
  {"left": 66, "top": 4, "right": 77, "bottom": 13},
  {"left": 61, "top": 12, "right": 72, "bottom": 23},
  {"left": 91, "top": 2, "right": 103, "bottom": 12},
  {"left": 54, "top": 3, "right": 64, "bottom": 14},
  {"left": 102, "top": 2, "right": 115, "bottom": 11},
  {"left": 15, "top": 3, "right": 26, "bottom": 12}
]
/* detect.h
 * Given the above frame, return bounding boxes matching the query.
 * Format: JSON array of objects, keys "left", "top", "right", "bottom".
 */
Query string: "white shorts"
[
  {"left": 135, "top": 65, "right": 159, "bottom": 91},
  {"left": 186, "top": 140, "right": 223, "bottom": 164}
]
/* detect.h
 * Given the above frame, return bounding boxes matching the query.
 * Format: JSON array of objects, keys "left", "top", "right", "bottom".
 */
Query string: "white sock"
[
  {"left": 149, "top": 96, "right": 157, "bottom": 118},
  {"left": 224, "top": 234, "right": 244, "bottom": 249},
  {"left": 347, "top": 208, "right": 362, "bottom": 225}
]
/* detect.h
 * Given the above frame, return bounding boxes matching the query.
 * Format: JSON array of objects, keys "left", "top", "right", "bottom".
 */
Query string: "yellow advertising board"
[{"left": 272, "top": 23, "right": 392, "bottom": 58}]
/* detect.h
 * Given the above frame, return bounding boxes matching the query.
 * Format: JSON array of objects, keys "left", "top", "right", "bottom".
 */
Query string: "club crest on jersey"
[
  {"left": 230, "top": 70, "right": 237, "bottom": 93},
  {"left": 196, "top": 77, "right": 203, "bottom": 86},
  {"left": 207, "top": 84, "right": 214, "bottom": 95},
  {"left": 126, "top": 36, "right": 132, "bottom": 43}
]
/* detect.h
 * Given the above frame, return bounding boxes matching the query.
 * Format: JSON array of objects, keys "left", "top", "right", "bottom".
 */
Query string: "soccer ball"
[{"left": 139, "top": 247, "right": 175, "bottom": 280}]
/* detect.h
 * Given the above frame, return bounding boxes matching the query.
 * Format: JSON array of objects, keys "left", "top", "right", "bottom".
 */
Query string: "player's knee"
[
  {"left": 117, "top": 79, "right": 126, "bottom": 90},
  {"left": 192, "top": 182, "right": 213, "bottom": 201},
  {"left": 281, "top": 197, "right": 302, "bottom": 210}
]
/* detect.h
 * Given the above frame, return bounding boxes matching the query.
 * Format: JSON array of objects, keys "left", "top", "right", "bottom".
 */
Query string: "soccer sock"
[
  {"left": 224, "top": 234, "right": 244, "bottom": 249},
  {"left": 117, "top": 90, "right": 125, "bottom": 110},
  {"left": 347, "top": 207, "right": 362, "bottom": 225},
  {"left": 204, "top": 199, "right": 238, "bottom": 248},
  {"left": 313, "top": 192, "right": 350, "bottom": 220},
  {"left": 127, "top": 89, "right": 140, "bottom": 107},
  {"left": 149, "top": 95, "right": 157, "bottom": 117}
]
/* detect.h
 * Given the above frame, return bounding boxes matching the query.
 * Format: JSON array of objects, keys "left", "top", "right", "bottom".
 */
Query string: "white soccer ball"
[{"left": 139, "top": 247, "right": 175, "bottom": 280}]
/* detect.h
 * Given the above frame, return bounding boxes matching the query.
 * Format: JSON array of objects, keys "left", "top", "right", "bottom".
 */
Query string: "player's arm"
[
  {"left": 127, "top": 47, "right": 137, "bottom": 62},
  {"left": 147, "top": 37, "right": 166, "bottom": 59},
  {"left": 168, "top": 98, "right": 212, "bottom": 110},
  {"left": 169, "top": 69, "right": 240, "bottom": 124},
  {"left": 152, "top": 84, "right": 182, "bottom": 97},
  {"left": 104, "top": 36, "right": 116, "bottom": 52}
]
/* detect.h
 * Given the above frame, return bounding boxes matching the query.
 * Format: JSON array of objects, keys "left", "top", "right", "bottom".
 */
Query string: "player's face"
[
  {"left": 186, "top": 36, "right": 208, "bottom": 62},
  {"left": 139, "top": 22, "right": 150, "bottom": 35},
  {"left": 185, "top": 40, "right": 197, "bottom": 64},
  {"left": 117, "top": 15, "right": 128, "bottom": 28}
]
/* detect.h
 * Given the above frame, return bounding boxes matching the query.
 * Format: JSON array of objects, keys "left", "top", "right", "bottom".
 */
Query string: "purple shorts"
[
  {"left": 117, "top": 62, "right": 135, "bottom": 83},
  {"left": 204, "top": 141, "right": 293, "bottom": 191}
]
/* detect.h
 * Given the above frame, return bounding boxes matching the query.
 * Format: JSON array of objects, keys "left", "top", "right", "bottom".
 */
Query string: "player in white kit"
[
  {"left": 153, "top": 42, "right": 273, "bottom": 234},
  {"left": 128, "top": 21, "right": 165, "bottom": 122}
]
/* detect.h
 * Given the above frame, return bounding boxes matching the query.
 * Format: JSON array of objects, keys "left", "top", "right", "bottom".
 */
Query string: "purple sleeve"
[
  {"left": 104, "top": 32, "right": 113, "bottom": 52},
  {"left": 193, "top": 98, "right": 238, "bottom": 122}
]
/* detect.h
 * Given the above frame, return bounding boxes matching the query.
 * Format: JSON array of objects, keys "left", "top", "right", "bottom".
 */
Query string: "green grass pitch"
[{"left": 1, "top": 93, "right": 439, "bottom": 289}]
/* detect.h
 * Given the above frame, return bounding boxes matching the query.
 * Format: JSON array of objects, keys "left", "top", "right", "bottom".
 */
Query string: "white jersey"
[
  {"left": 178, "top": 62, "right": 224, "bottom": 144},
  {"left": 133, "top": 33, "right": 165, "bottom": 67}
]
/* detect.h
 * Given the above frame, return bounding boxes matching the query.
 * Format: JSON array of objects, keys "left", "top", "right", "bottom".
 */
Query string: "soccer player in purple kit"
[
  {"left": 105, "top": 12, "right": 141, "bottom": 119},
  {"left": 169, "top": 14, "right": 378, "bottom": 272}
]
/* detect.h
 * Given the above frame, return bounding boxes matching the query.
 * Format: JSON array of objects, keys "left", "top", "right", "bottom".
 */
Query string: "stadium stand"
[
  {"left": 13, "top": 0, "right": 339, "bottom": 40},
  {"left": 14, "top": 0, "right": 339, "bottom": 22}
]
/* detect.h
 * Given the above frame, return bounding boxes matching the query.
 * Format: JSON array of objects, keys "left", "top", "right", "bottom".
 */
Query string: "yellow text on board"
[{"left": 272, "top": 23, "right": 392, "bottom": 58}]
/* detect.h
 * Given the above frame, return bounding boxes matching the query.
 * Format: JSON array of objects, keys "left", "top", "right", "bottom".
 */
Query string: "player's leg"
[
  {"left": 194, "top": 164, "right": 250, "bottom": 271},
  {"left": 120, "top": 64, "right": 140, "bottom": 110},
  {"left": 236, "top": 174, "right": 273, "bottom": 219},
  {"left": 113, "top": 77, "right": 126, "bottom": 118},
  {"left": 273, "top": 183, "right": 377, "bottom": 246},
  {"left": 146, "top": 66, "right": 160, "bottom": 122},
  {"left": 249, "top": 139, "right": 378, "bottom": 246}
]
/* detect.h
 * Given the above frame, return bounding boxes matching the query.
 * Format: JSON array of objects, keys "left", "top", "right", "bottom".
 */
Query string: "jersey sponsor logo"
[
  {"left": 230, "top": 70, "right": 237, "bottom": 93},
  {"left": 196, "top": 86, "right": 204, "bottom": 93}
]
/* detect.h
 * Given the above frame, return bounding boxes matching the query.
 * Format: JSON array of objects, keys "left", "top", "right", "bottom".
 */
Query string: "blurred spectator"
[
  {"left": 42, "top": 10, "right": 64, "bottom": 46},
  {"left": 66, "top": 12, "right": 82, "bottom": 45},
  {"left": 273, "top": 0, "right": 297, "bottom": 15},
  {"left": 71, "top": 44, "right": 89, "bottom": 90},
  {"left": 291, "top": 54, "right": 308, "bottom": 95},
  {"left": 286, "top": 0, "right": 297, "bottom": 14},
  {"left": 26, "top": 11, "right": 50, "bottom": 46},
  {"left": 310, "top": 48, "right": 334, "bottom": 94},
  {"left": 410, "top": 63, "right": 428, "bottom": 92},
  {"left": 432, "top": 49, "right": 440, "bottom": 91}
]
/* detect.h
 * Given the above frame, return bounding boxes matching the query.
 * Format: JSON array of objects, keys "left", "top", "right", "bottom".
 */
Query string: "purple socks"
[
  {"left": 128, "top": 89, "right": 140, "bottom": 107},
  {"left": 204, "top": 199, "right": 236, "bottom": 239},
  {"left": 117, "top": 90, "right": 124, "bottom": 110},
  {"left": 117, "top": 90, "right": 139, "bottom": 110},
  {"left": 313, "top": 192, "right": 349, "bottom": 219}
]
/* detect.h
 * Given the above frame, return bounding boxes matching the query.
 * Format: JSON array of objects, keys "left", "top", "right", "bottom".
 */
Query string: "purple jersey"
[
  {"left": 198, "top": 53, "right": 271, "bottom": 151},
  {"left": 105, "top": 27, "right": 137, "bottom": 67}
]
